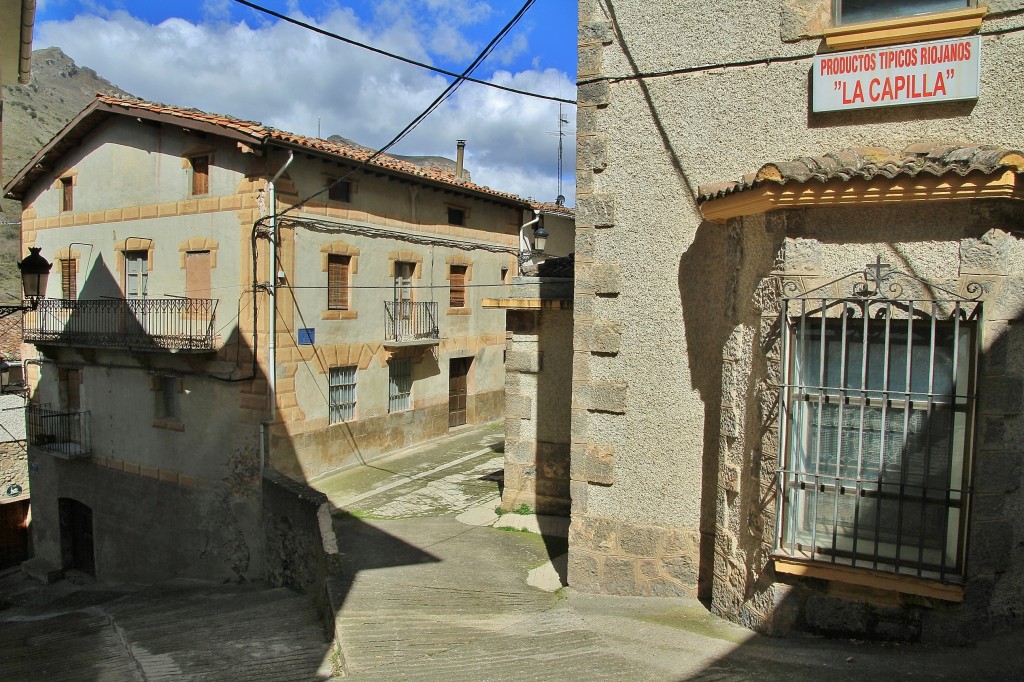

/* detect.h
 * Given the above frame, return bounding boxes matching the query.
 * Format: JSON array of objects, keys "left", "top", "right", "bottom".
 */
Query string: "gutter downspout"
[
  {"left": 19, "top": 1, "right": 37, "bottom": 85},
  {"left": 260, "top": 150, "right": 294, "bottom": 476},
  {"left": 518, "top": 209, "right": 541, "bottom": 274}
]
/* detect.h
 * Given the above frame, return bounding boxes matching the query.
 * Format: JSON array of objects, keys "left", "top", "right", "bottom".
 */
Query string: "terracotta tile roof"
[
  {"left": 531, "top": 201, "right": 575, "bottom": 217},
  {"left": 697, "top": 144, "right": 1024, "bottom": 203},
  {"left": 96, "top": 95, "right": 529, "bottom": 204}
]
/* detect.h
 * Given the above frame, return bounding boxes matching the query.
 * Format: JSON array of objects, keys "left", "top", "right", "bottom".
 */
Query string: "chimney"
[{"left": 456, "top": 140, "right": 466, "bottom": 180}]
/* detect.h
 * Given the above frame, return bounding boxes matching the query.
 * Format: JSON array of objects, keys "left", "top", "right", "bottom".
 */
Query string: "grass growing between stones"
[{"left": 495, "top": 503, "right": 533, "bottom": 516}]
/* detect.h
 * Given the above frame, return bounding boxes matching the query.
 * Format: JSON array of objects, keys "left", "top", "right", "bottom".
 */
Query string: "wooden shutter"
[
  {"left": 450, "top": 265, "right": 467, "bottom": 308},
  {"left": 328, "top": 255, "right": 350, "bottom": 310},
  {"left": 61, "top": 259, "right": 77, "bottom": 300},
  {"left": 185, "top": 251, "right": 212, "bottom": 299},
  {"left": 191, "top": 156, "right": 209, "bottom": 195}
]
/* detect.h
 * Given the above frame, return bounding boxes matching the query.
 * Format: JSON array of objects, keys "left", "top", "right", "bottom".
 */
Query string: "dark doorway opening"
[
  {"left": 0, "top": 500, "right": 31, "bottom": 569},
  {"left": 449, "top": 357, "right": 471, "bottom": 428},
  {"left": 59, "top": 497, "right": 95, "bottom": 576}
]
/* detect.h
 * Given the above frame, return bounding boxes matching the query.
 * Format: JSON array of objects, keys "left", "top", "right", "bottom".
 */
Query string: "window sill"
[
  {"left": 773, "top": 557, "right": 964, "bottom": 602},
  {"left": 447, "top": 307, "right": 471, "bottom": 316},
  {"left": 322, "top": 310, "right": 357, "bottom": 320},
  {"left": 824, "top": 7, "right": 987, "bottom": 51},
  {"left": 152, "top": 418, "right": 185, "bottom": 432}
]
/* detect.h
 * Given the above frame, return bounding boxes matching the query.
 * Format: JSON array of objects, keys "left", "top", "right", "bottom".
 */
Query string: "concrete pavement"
[{"left": 316, "top": 420, "right": 1024, "bottom": 681}]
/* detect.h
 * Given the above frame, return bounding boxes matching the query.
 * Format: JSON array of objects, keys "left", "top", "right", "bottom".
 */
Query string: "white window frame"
[
  {"left": 329, "top": 365, "right": 357, "bottom": 424},
  {"left": 833, "top": 0, "right": 973, "bottom": 26}
]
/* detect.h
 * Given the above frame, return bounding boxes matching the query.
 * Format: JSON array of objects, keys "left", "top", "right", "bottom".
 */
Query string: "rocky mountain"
[{"left": 1, "top": 47, "right": 130, "bottom": 299}]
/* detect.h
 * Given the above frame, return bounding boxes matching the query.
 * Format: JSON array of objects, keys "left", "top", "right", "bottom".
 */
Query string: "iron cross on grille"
[{"left": 857, "top": 255, "right": 891, "bottom": 297}]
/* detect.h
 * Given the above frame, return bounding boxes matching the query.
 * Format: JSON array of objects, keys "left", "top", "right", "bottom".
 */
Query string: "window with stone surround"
[
  {"left": 328, "top": 365, "right": 357, "bottom": 424},
  {"left": 833, "top": 0, "right": 972, "bottom": 25},
  {"left": 775, "top": 265, "right": 979, "bottom": 585},
  {"left": 449, "top": 265, "right": 468, "bottom": 308},
  {"left": 60, "top": 258, "right": 77, "bottom": 300},
  {"left": 189, "top": 155, "right": 210, "bottom": 196},
  {"left": 327, "top": 254, "right": 351, "bottom": 311},
  {"left": 59, "top": 176, "right": 73, "bottom": 212}
]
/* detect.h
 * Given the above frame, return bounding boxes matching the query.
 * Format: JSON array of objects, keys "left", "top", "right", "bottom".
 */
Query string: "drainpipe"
[
  {"left": 518, "top": 209, "right": 541, "bottom": 274},
  {"left": 260, "top": 150, "right": 294, "bottom": 475}
]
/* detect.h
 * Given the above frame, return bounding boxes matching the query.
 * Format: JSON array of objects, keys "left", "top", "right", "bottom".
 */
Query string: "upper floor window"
[
  {"left": 61, "top": 258, "right": 77, "bottom": 300},
  {"left": 834, "top": 0, "right": 972, "bottom": 26},
  {"left": 185, "top": 250, "right": 212, "bottom": 299},
  {"left": 327, "top": 178, "right": 351, "bottom": 203},
  {"left": 449, "top": 265, "right": 468, "bottom": 308},
  {"left": 190, "top": 155, "right": 210, "bottom": 196},
  {"left": 448, "top": 207, "right": 466, "bottom": 226},
  {"left": 59, "top": 177, "right": 73, "bottom": 212},
  {"left": 327, "top": 254, "right": 351, "bottom": 311}
]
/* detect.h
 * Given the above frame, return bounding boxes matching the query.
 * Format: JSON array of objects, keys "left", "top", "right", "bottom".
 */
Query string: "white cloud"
[{"left": 35, "top": 4, "right": 576, "bottom": 205}]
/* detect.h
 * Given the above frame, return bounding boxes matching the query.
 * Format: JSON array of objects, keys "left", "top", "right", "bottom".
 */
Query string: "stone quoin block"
[
  {"left": 504, "top": 393, "right": 533, "bottom": 419},
  {"left": 570, "top": 441, "right": 615, "bottom": 485},
  {"left": 577, "top": 81, "right": 610, "bottom": 108},
  {"left": 980, "top": 376, "right": 1023, "bottom": 415},
  {"left": 576, "top": 194, "right": 616, "bottom": 228},
  {"left": 573, "top": 380, "right": 627, "bottom": 413},
  {"left": 505, "top": 349, "right": 542, "bottom": 373},
  {"left": 574, "top": 320, "right": 622, "bottom": 354},
  {"left": 577, "top": 134, "right": 608, "bottom": 172},
  {"left": 578, "top": 43, "right": 604, "bottom": 79},
  {"left": 575, "top": 263, "right": 622, "bottom": 296},
  {"left": 578, "top": 21, "right": 614, "bottom": 46}
]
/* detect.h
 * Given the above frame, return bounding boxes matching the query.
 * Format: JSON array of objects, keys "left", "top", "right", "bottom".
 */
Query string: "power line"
[{"left": 230, "top": 0, "right": 574, "bottom": 105}]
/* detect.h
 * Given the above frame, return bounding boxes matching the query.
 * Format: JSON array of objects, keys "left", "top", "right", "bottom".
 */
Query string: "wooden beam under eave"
[{"left": 699, "top": 171, "right": 1023, "bottom": 223}]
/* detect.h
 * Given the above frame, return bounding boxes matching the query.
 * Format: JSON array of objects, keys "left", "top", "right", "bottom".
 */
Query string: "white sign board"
[{"left": 812, "top": 36, "right": 980, "bottom": 113}]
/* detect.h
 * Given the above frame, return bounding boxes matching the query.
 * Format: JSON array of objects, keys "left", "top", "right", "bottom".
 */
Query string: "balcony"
[
  {"left": 23, "top": 298, "right": 218, "bottom": 352},
  {"left": 27, "top": 404, "right": 91, "bottom": 459},
  {"left": 384, "top": 301, "right": 439, "bottom": 346}
]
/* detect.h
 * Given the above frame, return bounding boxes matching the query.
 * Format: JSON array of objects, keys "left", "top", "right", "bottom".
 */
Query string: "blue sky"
[{"left": 33, "top": 1, "right": 578, "bottom": 203}]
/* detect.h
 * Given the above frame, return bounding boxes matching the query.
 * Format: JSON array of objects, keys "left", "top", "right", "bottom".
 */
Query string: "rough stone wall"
[
  {"left": 0, "top": 440, "right": 29, "bottom": 504},
  {"left": 709, "top": 202, "right": 1024, "bottom": 642},
  {"left": 262, "top": 469, "right": 340, "bottom": 619},
  {"left": 502, "top": 306, "right": 573, "bottom": 515}
]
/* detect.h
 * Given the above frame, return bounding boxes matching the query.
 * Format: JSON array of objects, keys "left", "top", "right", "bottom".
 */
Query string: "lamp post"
[{"left": 0, "top": 248, "right": 52, "bottom": 318}]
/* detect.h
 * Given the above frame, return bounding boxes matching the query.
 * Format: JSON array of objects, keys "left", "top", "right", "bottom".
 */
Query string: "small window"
[
  {"left": 185, "top": 250, "right": 212, "bottom": 299},
  {"left": 447, "top": 207, "right": 465, "bottom": 226},
  {"left": 59, "top": 177, "right": 73, "bottom": 212},
  {"left": 833, "top": 0, "right": 971, "bottom": 25},
  {"left": 500, "top": 266, "right": 509, "bottom": 284},
  {"left": 156, "top": 375, "right": 180, "bottom": 421},
  {"left": 450, "top": 265, "right": 468, "bottom": 308},
  {"left": 58, "top": 367, "right": 81, "bottom": 412},
  {"left": 190, "top": 155, "right": 210, "bottom": 196},
  {"left": 61, "top": 258, "right": 77, "bottom": 300},
  {"left": 388, "top": 358, "right": 412, "bottom": 413},
  {"left": 328, "top": 365, "right": 357, "bottom": 424},
  {"left": 327, "top": 254, "right": 351, "bottom": 311},
  {"left": 327, "top": 179, "right": 351, "bottom": 203}
]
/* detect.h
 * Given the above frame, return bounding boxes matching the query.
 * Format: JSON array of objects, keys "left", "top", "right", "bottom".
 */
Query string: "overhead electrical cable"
[{"left": 231, "top": 0, "right": 574, "bottom": 105}]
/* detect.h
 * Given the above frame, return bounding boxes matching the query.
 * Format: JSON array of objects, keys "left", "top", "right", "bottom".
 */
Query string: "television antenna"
[{"left": 546, "top": 104, "right": 575, "bottom": 205}]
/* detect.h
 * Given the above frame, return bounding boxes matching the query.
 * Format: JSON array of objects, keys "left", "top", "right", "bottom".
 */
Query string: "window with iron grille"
[
  {"left": 448, "top": 207, "right": 465, "bottom": 226},
  {"left": 776, "top": 265, "right": 979, "bottom": 584},
  {"left": 450, "top": 265, "right": 467, "bottom": 308},
  {"left": 61, "top": 258, "right": 77, "bottom": 300},
  {"left": 833, "top": 0, "right": 972, "bottom": 25},
  {"left": 329, "top": 365, "right": 357, "bottom": 423},
  {"left": 327, "top": 254, "right": 351, "bottom": 310},
  {"left": 389, "top": 358, "right": 412, "bottom": 413}
]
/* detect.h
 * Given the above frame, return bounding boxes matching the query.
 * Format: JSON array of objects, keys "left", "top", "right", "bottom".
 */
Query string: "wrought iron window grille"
[{"left": 774, "top": 257, "right": 983, "bottom": 584}]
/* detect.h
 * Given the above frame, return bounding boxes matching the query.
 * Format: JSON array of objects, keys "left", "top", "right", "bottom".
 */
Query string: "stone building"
[
  {"left": 3, "top": 94, "right": 549, "bottom": 583},
  {"left": 571, "top": 0, "right": 1024, "bottom": 641}
]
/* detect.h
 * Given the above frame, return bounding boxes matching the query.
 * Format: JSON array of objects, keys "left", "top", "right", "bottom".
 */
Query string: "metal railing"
[
  {"left": 27, "top": 404, "right": 92, "bottom": 458},
  {"left": 384, "top": 301, "right": 439, "bottom": 343},
  {"left": 23, "top": 298, "right": 218, "bottom": 352}
]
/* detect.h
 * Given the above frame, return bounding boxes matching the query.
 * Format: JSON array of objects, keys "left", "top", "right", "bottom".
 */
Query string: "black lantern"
[
  {"left": 0, "top": 248, "right": 52, "bottom": 318},
  {"left": 532, "top": 221, "right": 549, "bottom": 254},
  {"left": 18, "top": 248, "right": 52, "bottom": 302}
]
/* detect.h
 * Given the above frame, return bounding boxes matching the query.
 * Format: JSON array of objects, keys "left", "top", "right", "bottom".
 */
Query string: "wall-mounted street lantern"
[
  {"left": 532, "top": 219, "right": 549, "bottom": 253},
  {"left": 0, "top": 248, "right": 52, "bottom": 318}
]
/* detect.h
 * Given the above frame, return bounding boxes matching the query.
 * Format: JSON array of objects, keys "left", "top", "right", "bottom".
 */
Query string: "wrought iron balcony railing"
[
  {"left": 23, "top": 298, "right": 217, "bottom": 352},
  {"left": 384, "top": 301, "right": 439, "bottom": 344},
  {"left": 27, "top": 404, "right": 91, "bottom": 459}
]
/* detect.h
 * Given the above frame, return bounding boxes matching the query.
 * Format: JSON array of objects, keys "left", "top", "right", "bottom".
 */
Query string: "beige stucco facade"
[
  {"left": 6, "top": 96, "right": 543, "bottom": 583},
  {"left": 572, "top": 0, "right": 1024, "bottom": 641}
]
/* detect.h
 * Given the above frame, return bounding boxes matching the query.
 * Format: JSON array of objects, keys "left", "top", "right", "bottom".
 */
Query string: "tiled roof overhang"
[
  {"left": 698, "top": 144, "right": 1024, "bottom": 224},
  {"left": 4, "top": 95, "right": 537, "bottom": 211}
]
